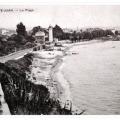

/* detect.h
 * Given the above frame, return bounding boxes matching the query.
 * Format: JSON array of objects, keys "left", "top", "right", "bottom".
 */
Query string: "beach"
[
  {"left": 29, "top": 43, "right": 84, "bottom": 114},
  {"left": 30, "top": 50, "right": 63, "bottom": 99}
]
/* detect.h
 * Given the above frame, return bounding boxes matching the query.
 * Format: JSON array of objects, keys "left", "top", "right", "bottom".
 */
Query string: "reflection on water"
[{"left": 62, "top": 41, "right": 120, "bottom": 114}]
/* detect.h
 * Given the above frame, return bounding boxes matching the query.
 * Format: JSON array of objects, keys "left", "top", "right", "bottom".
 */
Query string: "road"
[{"left": 0, "top": 48, "right": 33, "bottom": 63}]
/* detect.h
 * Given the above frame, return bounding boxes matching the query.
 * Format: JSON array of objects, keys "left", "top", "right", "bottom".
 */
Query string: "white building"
[{"left": 48, "top": 25, "right": 53, "bottom": 42}]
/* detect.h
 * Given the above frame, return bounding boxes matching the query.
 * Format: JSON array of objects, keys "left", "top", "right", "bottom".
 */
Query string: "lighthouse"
[{"left": 48, "top": 25, "right": 53, "bottom": 42}]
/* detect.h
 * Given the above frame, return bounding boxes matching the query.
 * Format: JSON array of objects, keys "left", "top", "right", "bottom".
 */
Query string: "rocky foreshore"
[{"left": 0, "top": 50, "right": 74, "bottom": 115}]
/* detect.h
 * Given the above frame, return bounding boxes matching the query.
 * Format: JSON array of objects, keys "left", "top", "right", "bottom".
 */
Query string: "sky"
[{"left": 0, "top": 5, "right": 120, "bottom": 30}]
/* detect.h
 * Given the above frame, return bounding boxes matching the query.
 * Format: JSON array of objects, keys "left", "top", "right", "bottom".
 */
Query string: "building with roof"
[
  {"left": 34, "top": 31, "right": 46, "bottom": 45},
  {"left": 33, "top": 25, "right": 54, "bottom": 51}
]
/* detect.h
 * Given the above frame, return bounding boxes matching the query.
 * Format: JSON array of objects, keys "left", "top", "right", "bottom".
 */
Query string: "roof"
[{"left": 35, "top": 31, "right": 45, "bottom": 37}]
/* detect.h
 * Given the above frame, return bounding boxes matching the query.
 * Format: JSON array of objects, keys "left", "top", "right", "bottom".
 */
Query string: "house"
[
  {"left": 33, "top": 26, "right": 55, "bottom": 51},
  {"left": 34, "top": 31, "right": 46, "bottom": 45}
]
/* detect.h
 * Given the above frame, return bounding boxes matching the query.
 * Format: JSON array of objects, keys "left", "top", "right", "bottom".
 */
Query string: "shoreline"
[
  {"left": 51, "top": 39, "right": 107, "bottom": 112},
  {"left": 56, "top": 40, "right": 120, "bottom": 114},
  {"left": 50, "top": 56, "right": 71, "bottom": 104}
]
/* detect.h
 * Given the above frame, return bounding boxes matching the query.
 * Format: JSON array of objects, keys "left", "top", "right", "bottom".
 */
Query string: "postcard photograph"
[{"left": 0, "top": 5, "right": 120, "bottom": 116}]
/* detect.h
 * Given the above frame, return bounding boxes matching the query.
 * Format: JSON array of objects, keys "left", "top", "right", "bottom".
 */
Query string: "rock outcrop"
[{"left": 0, "top": 53, "right": 72, "bottom": 115}]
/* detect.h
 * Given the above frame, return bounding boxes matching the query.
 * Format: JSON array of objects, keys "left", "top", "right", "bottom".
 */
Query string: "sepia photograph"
[{"left": 0, "top": 3, "right": 120, "bottom": 116}]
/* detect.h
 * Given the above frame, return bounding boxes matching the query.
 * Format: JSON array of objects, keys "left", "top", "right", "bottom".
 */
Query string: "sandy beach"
[{"left": 29, "top": 50, "right": 63, "bottom": 99}]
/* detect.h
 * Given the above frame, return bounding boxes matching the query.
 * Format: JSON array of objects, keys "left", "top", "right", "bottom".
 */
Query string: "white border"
[
  {"left": 1, "top": 115, "right": 120, "bottom": 120},
  {"left": 0, "top": 0, "right": 120, "bottom": 120},
  {"left": 0, "top": 0, "right": 120, "bottom": 5}
]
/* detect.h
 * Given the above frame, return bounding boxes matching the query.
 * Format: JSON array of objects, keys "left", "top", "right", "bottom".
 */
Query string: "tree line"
[
  {"left": 0, "top": 22, "right": 35, "bottom": 56},
  {"left": 53, "top": 25, "right": 115, "bottom": 42}
]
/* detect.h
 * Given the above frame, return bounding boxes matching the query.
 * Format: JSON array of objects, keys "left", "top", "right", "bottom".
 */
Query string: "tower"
[{"left": 48, "top": 25, "right": 53, "bottom": 42}]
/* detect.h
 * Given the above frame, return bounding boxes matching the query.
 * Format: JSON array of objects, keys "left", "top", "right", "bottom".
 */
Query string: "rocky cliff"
[{"left": 0, "top": 53, "right": 72, "bottom": 115}]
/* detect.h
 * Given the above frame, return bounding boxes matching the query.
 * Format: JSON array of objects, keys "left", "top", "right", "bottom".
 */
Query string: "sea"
[{"left": 62, "top": 40, "right": 120, "bottom": 114}]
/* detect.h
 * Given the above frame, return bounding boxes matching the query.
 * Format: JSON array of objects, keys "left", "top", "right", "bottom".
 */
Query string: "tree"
[
  {"left": 115, "top": 30, "right": 118, "bottom": 35},
  {"left": 31, "top": 26, "right": 41, "bottom": 35},
  {"left": 16, "top": 22, "right": 27, "bottom": 36},
  {"left": 105, "top": 30, "right": 114, "bottom": 36},
  {"left": 25, "top": 35, "right": 35, "bottom": 43},
  {"left": 25, "top": 42, "right": 33, "bottom": 48},
  {"left": 53, "top": 25, "right": 64, "bottom": 40}
]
